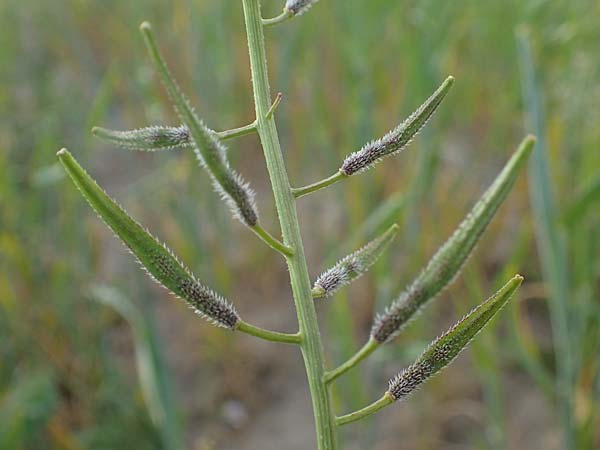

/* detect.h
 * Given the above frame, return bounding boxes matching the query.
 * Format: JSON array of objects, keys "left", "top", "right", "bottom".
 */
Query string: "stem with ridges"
[{"left": 241, "top": 1, "right": 336, "bottom": 449}]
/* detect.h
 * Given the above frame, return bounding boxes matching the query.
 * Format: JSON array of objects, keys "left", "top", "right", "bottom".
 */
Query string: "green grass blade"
[
  {"left": 0, "top": 371, "right": 57, "bottom": 449},
  {"left": 371, "top": 136, "right": 535, "bottom": 343},
  {"left": 343, "top": 191, "right": 406, "bottom": 253},
  {"left": 57, "top": 148, "right": 239, "bottom": 329},
  {"left": 90, "top": 285, "right": 184, "bottom": 450},
  {"left": 517, "top": 27, "right": 574, "bottom": 450},
  {"left": 563, "top": 175, "right": 600, "bottom": 228}
]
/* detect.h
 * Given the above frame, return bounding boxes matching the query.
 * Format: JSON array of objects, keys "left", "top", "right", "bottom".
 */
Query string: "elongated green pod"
[
  {"left": 139, "top": 22, "right": 258, "bottom": 227},
  {"left": 57, "top": 148, "right": 239, "bottom": 329},
  {"left": 387, "top": 275, "right": 523, "bottom": 400},
  {"left": 340, "top": 76, "right": 454, "bottom": 176},
  {"left": 92, "top": 125, "right": 191, "bottom": 151},
  {"left": 312, "top": 224, "right": 399, "bottom": 298},
  {"left": 372, "top": 135, "right": 535, "bottom": 343},
  {"left": 292, "top": 77, "right": 453, "bottom": 199}
]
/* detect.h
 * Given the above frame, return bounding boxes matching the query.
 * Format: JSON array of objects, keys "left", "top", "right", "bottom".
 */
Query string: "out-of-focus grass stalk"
[
  {"left": 90, "top": 285, "right": 184, "bottom": 450},
  {"left": 517, "top": 27, "right": 574, "bottom": 450},
  {"left": 563, "top": 176, "right": 600, "bottom": 228},
  {"left": 463, "top": 267, "right": 508, "bottom": 449},
  {"left": 496, "top": 220, "right": 556, "bottom": 397},
  {"left": 0, "top": 371, "right": 57, "bottom": 449}
]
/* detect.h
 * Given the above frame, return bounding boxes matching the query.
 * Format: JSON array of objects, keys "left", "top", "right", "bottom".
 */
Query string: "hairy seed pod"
[
  {"left": 313, "top": 224, "right": 399, "bottom": 298},
  {"left": 57, "top": 149, "right": 239, "bottom": 329},
  {"left": 387, "top": 275, "right": 522, "bottom": 400},
  {"left": 341, "top": 76, "right": 454, "bottom": 176},
  {"left": 92, "top": 125, "right": 191, "bottom": 151},
  {"left": 140, "top": 22, "right": 258, "bottom": 227},
  {"left": 285, "top": 0, "right": 320, "bottom": 16},
  {"left": 372, "top": 136, "right": 535, "bottom": 343}
]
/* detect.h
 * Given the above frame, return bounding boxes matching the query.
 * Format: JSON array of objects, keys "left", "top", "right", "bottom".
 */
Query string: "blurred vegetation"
[{"left": 1, "top": 0, "right": 599, "bottom": 449}]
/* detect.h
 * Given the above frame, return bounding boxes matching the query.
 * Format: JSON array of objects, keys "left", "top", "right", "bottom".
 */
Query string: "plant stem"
[
  {"left": 265, "top": 92, "right": 283, "bottom": 120},
  {"left": 216, "top": 92, "right": 282, "bottom": 139},
  {"left": 236, "top": 320, "right": 301, "bottom": 344},
  {"left": 241, "top": 1, "right": 337, "bottom": 449},
  {"left": 292, "top": 171, "right": 347, "bottom": 198},
  {"left": 215, "top": 121, "right": 257, "bottom": 140},
  {"left": 324, "top": 338, "right": 379, "bottom": 384},
  {"left": 251, "top": 224, "right": 295, "bottom": 256},
  {"left": 335, "top": 392, "right": 394, "bottom": 426},
  {"left": 262, "top": 9, "right": 292, "bottom": 27}
]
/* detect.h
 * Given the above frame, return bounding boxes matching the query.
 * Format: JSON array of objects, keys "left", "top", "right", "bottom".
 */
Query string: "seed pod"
[
  {"left": 92, "top": 125, "right": 191, "bottom": 151},
  {"left": 312, "top": 224, "right": 399, "bottom": 298},
  {"left": 341, "top": 76, "right": 454, "bottom": 176},
  {"left": 140, "top": 22, "right": 258, "bottom": 227},
  {"left": 57, "top": 149, "right": 239, "bottom": 329},
  {"left": 387, "top": 275, "right": 523, "bottom": 400},
  {"left": 372, "top": 136, "right": 535, "bottom": 343},
  {"left": 285, "top": 0, "right": 320, "bottom": 16}
]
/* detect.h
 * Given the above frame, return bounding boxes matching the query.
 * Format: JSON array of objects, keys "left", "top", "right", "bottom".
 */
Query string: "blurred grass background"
[{"left": 1, "top": 0, "right": 599, "bottom": 449}]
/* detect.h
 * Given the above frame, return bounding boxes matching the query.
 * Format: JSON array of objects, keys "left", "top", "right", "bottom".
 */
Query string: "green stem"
[
  {"left": 215, "top": 121, "right": 257, "bottom": 140},
  {"left": 262, "top": 9, "right": 292, "bottom": 27},
  {"left": 265, "top": 92, "right": 283, "bottom": 120},
  {"left": 251, "top": 224, "right": 295, "bottom": 257},
  {"left": 335, "top": 392, "right": 394, "bottom": 426},
  {"left": 241, "top": 1, "right": 337, "bottom": 449},
  {"left": 324, "top": 338, "right": 379, "bottom": 384},
  {"left": 236, "top": 320, "right": 301, "bottom": 344},
  {"left": 292, "top": 171, "right": 347, "bottom": 198},
  {"left": 215, "top": 91, "right": 283, "bottom": 139}
]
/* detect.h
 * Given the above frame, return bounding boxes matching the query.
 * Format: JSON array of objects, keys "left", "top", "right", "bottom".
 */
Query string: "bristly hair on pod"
[
  {"left": 312, "top": 224, "right": 399, "bottom": 298},
  {"left": 140, "top": 22, "right": 258, "bottom": 227},
  {"left": 371, "top": 136, "right": 535, "bottom": 343},
  {"left": 285, "top": 0, "right": 320, "bottom": 16},
  {"left": 340, "top": 76, "right": 454, "bottom": 176},
  {"left": 387, "top": 275, "right": 523, "bottom": 401},
  {"left": 57, "top": 148, "right": 239, "bottom": 329},
  {"left": 92, "top": 125, "right": 191, "bottom": 151}
]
